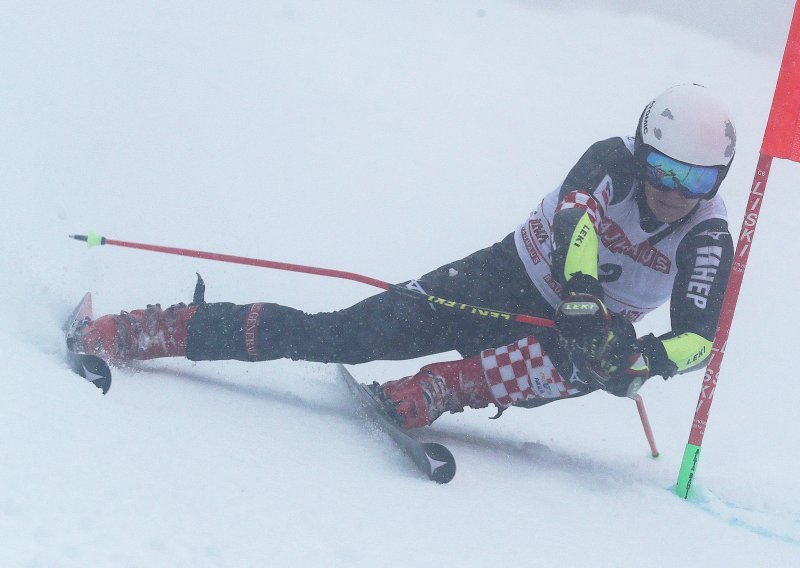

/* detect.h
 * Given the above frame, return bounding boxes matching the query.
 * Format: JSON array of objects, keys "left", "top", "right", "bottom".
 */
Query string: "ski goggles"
[{"left": 643, "top": 148, "right": 723, "bottom": 199}]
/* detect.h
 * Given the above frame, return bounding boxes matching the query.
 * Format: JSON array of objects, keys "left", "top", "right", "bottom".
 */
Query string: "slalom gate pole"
[
  {"left": 676, "top": 0, "right": 800, "bottom": 498},
  {"left": 675, "top": 156, "right": 773, "bottom": 498},
  {"left": 69, "top": 232, "right": 661, "bottom": 454}
]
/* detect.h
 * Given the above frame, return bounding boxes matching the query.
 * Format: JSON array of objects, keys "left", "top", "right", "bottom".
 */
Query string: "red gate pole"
[{"left": 676, "top": 0, "right": 800, "bottom": 498}]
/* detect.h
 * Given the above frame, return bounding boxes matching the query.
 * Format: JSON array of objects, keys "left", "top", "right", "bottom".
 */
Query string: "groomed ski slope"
[{"left": 2, "top": 2, "right": 800, "bottom": 566}]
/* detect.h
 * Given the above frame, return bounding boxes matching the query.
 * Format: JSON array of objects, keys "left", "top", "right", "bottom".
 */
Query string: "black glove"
[
  {"left": 599, "top": 351, "right": 650, "bottom": 398},
  {"left": 638, "top": 333, "right": 678, "bottom": 379},
  {"left": 561, "top": 272, "right": 604, "bottom": 298},
  {"left": 555, "top": 293, "right": 617, "bottom": 367},
  {"left": 555, "top": 294, "right": 649, "bottom": 397}
]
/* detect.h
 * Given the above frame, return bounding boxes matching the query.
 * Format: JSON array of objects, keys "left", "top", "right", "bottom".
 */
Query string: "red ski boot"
[
  {"left": 380, "top": 356, "right": 495, "bottom": 429},
  {"left": 72, "top": 303, "right": 197, "bottom": 363}
]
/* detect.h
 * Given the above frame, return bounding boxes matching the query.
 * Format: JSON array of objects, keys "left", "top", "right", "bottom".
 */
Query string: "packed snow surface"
[{"left": 2, "top": 1, "right": 800, "bottom": 566}]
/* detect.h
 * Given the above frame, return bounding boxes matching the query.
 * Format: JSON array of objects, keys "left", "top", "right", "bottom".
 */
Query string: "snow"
[{"left": 2, "top": 1, "right": 800, "bottom": 565}]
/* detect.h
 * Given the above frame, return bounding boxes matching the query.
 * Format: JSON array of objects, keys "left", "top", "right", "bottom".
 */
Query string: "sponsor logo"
[
  {"left": 573, "top": 223, "right": 591, "bottom": 248},
  {"left": 528, "top": 368, "right": 575, "bottom": 399},
  {"left": 406, "top": 280, "right": 437, "bottom": 311},
  {"left": 425, "top": 295, "right": 512, "bottom": 320},
  {"left": 567, "top": 365, "right": 589, "bottom": 386},
  {"left": 562, "top": 301, "right": 599, "bottom": 315},
  {"left": 737, "top": 180, "right": 765, "bottom": 260},
  {"left": 529, "top": 219, "right": 549, "bottom": 244},
  {"left": 531, "top": 374, "right": 549, "bottom": 396},
  {"left": 599, "top": 180, "right": 611, "bottom": 206},
  {"left": 641, "top": 102, "right": 654, "bottom": 135},
  {"left": 684, "top": 344, "right": 709, "bottom": 367},
  {"left": 619, "top": 309, "right": 643, "bottom": 322},
  {"left": 598, "top": 218, "right": 671, "bottom": 273},
  {"left": 543, "top": 273, "right": 563, "bottom": 296},
  {"left": 697, "top": 230, "right": 728, "bottom": 241},
  {"left": 244, "top": 303, "right": 264, "bottom": 358},
  {"left": 521, "top": 225, "right": 543, "bottom": 265},
  {"left": 405, "top": 280, "right": 429, "bottom": 295},
  {"left": 82, "top": 364, "right": 106, "bottom": 383},
  {"left": 687, "top": 246, "right": 722, "bottom": 309},
  {"left": 694, "top": 365, "right": 717, "bottom": 421}
]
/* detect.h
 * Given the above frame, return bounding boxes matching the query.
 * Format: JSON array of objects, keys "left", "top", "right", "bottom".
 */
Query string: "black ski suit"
[{"left": 185, "top": 137, "right": 733, "bottom": 393}]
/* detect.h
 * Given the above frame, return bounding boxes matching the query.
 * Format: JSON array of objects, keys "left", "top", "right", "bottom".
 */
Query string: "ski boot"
[
  {"left": 377, "top": 357, "right": 494, "bottom": 429},
  {"left": 70, "top": 303, "right": 197, "bottom": 363}
]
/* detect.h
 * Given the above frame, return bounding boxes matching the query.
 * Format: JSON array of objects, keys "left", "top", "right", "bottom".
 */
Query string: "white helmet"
[{"left": 635, "top": 84, "right": 736, "bottom": 196}]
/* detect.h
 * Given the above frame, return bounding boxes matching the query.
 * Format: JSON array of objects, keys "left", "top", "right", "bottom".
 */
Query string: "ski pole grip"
[{"left": 69, "top": 232, "right": 106, "bottom": 248}]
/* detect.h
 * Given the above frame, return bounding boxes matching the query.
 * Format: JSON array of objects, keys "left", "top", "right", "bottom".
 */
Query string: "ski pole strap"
[{"left": 69, "top": 233, "right": 556, "bottom": 329}]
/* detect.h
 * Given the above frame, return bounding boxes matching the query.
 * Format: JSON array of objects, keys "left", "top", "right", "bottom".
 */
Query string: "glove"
[
  {"left": 638, "top": 333, "right": 678, "bottom": 379},
  {"left": 555, "top": 293, "right": 617, "bottom": 369},
  {"left": 600, "top": 351, "right": 650, "bottom": 398},
  {"left": 555, "top": 293, "right": 649, "bottom": 397}
]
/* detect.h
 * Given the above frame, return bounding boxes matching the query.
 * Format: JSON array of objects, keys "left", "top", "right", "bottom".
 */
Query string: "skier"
[{"left": 73, "top": 84, "right": 735, "bottom": 429}]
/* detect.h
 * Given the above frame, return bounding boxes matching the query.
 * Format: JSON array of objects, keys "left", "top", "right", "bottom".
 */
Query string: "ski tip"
[
  {"left": 421, "top": 442, "right": 456, "bottom": 484},
  {"left": 70, "top": 353, "right": 112, "bottom": 395}
]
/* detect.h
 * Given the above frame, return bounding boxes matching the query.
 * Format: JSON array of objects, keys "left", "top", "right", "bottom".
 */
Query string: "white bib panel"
[{"left": 515, "top": 179, "right": 727, "bottom": 322}]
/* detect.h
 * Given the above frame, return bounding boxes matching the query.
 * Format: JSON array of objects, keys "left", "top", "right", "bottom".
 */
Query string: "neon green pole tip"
[
  {"left": 86, "top": 232, "right": 103, "bottom": 248},
  {"left": 676, "top": 443, "right": 702, "bottom": 499}
]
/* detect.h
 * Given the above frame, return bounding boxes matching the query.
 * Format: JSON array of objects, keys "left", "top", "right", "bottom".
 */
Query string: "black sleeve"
[
  {"left": 557, "top": 137, "right": 638, "bottom": 204},
  {"left": 551, "top": 137, "right": 637, "bottom": 296},
  {"left": 668, "top": 218, "right": 734, "bottom": 340}
]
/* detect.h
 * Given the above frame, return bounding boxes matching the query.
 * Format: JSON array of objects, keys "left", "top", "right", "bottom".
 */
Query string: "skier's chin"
[{"left": 644, "top": 183, "right": 699, "bottom": 223}]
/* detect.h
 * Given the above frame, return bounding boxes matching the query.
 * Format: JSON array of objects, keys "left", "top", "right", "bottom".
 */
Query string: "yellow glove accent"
[
  {"left": 563, "top": 211, "right": 599, "bottom": 283},
  {"left": 662, "top": 333, "right": 713, "bottom": 373}
]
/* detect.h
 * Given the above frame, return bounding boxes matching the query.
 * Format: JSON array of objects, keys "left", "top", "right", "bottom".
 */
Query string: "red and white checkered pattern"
[
  {"left": 481, "top": 335, "right": 580, "bottom": 407},
  {"left": 555, "top": 190, "right": 606, "bottom": 234}
]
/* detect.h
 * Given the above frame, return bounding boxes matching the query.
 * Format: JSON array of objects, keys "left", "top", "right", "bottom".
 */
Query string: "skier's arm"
[
  {"left": 551, "top": 138, "right": 636, "bottom": 296},
  {"left": 552, "top": 204, "right": 601, "bottom": 295},
  {"left": 640, "top": 219, "right": 734, "bottom": 378}
]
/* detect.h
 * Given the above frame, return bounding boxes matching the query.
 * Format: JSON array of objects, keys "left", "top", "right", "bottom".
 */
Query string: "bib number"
[{"left": 598, "top": 263, "right": 622, "bottom": 283}]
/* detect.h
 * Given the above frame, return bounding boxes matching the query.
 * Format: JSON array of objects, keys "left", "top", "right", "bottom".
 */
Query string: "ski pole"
[
  {"left": 634, "top": 394, "right": 659, "bottom": 458},
  {"left": 68, "top": 232, "right": 556, "bottom": 328}
]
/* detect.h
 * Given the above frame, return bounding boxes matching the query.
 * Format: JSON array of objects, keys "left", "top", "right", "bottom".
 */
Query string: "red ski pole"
[
  {"left": 635, "top": 394, "right": 659, "bottom": 458},
  {"left": 676, "top": 0, "right": 800, "bottom": 498},
  {"left": 68, "top": 232, "right": 555, "bottom": 329}
]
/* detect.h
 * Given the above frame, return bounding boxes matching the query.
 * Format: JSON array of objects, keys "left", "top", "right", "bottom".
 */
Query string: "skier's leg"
[
  {"left": 186, "top": 232, "right": 555, "bottom": 363},
  {"left": 72, "top": 289, "right": 458, "bottom": 364},
  {"left": 380, "top": 333, "right": 591, "bottom": 429},
  {"left": 73, "top": 289, "right": 444, "bottom": 364},
  {"left": 185, "top": 290, "right": 455, "bottom": 363},
  {"left": 74, "top": 233, "right": 552, "bottom": 365}
]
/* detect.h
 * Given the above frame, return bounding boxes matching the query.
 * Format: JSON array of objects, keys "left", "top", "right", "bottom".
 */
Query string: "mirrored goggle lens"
[{"left": 645, "top": 151, "right": 720, "bottom": 196}]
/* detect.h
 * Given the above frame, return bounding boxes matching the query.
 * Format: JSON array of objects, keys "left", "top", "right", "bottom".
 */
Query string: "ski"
[
  {"left": 64, "top": 293, "right": 112, "bottom": 394},
  {"left": 336, "top": 364, "right": 456, "bottom": 484}
]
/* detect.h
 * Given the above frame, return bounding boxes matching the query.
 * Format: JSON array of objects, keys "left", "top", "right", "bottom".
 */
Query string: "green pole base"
[{"left": 676, "top": 443, "right": 702, "bottom": 499}]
